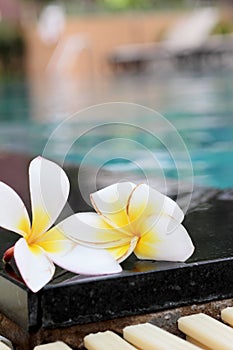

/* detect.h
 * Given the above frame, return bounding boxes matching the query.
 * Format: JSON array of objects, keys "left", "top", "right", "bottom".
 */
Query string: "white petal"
[
  {"left": 14, "top": 238, "right": 55, "bottom": 293},
  {"left": 0, "top": 182, "right": 30, "bottom": 236},
  {"left": 29, "top": 157, "right": 70, "bottom": 234},
  {"left": 135, "top": 215, "right": 194, "bottom": 262},
  {"left": 57, "top": 212, "right": 129, "bottom": 248},
  {"left": 91, "top": 182, "right": 136, "bottom": 231},
  {"left": 91, "top": 182, "right": 136, "bottom": 214},
  {"left": 127, "top": 184, "right": 184, "bottom": 226},
  {"left": 36, "top": 226, "right": 75, "bottom": 254},
  {"left": 50, "top": 244, "right": 122, "bottom": 275},
  {"left": 108, "top": 237, "right": 138, "bottom": 263}
]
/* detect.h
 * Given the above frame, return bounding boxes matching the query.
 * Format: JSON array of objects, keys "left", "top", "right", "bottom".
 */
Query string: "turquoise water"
[{"left": 0, "top": 68, "right": 233, "bottom": 189}]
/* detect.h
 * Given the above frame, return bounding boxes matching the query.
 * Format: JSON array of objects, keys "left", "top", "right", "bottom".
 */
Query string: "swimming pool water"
[{"left": 0, "top": 68, "right": 233, "bottom": 189}]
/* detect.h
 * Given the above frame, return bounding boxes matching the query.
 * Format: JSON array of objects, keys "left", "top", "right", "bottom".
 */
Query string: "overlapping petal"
[
  {"left": 127, "top": 184, "right": 184, "bottom": 230},
  {"left": 50, "top": 244, "right": 122, "bottom": 275},
  {"left": 0, "top": 182, "right": 30, "bottom": 236},
  {"left": 29, "top": 157, "right": 70, "bottom": 236},
  {"left": 107, "top": 237, "right": 138, "bottom": 263},
  {"left": 14, "top": 238, "right": 55, "bottom": 293},
  {"left": 35, "top": 226, "right": 74, "bottom": 254},
  {"left": 134, "top": 215, "right": 194, "bottom": 262},
  {"left": 91, "top": 182, "right": 135, "bottom": 232},
  {"left": 58, "top": 212, "right": 131, "bottom": 248}
]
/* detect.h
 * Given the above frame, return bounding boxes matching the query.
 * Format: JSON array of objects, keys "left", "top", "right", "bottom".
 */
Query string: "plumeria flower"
[
  {"left": 60, "top": 182, "right": 194, "bottom": 263},
  {"left": 0, "top": 157, "right": 121, "bottom": 293}
]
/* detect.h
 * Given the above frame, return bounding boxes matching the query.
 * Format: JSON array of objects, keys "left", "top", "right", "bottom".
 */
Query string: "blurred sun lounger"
[{"left": 108, "top": 7, "right": 222, "bottom": 71}]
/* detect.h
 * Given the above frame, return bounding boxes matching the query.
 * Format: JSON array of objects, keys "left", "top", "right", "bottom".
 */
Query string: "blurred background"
[{"left": 1, "top": 0, "right": 233, "bottom": 207}]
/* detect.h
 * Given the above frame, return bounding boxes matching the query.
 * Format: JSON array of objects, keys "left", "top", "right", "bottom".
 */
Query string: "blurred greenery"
[
  {"left": 0, "top": 23, "right": 25, "bottom": 76},
  {"left": 211, "top": 20, "right": 233, "bottom": 35},
  {"left": 46, "top": 0, "right": 188, "bottom": 15},
  {"left": 99, "top": 0, "right": 185, "bottom": 10}
]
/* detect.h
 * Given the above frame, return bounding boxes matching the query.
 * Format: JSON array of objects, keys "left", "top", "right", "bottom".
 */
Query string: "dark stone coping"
[{"left": 1, "top": 188, "right": 233, "bottom": 331}]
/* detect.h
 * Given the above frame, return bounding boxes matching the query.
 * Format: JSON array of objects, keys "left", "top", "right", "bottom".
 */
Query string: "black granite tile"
[{"left": 1, "top": 190, "right": 233, "bottom": 330}]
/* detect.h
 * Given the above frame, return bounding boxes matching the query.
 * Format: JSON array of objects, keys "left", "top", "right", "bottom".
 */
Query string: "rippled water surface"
[{"left": 0, "top": 67, "right": 233, "bottom": 189}]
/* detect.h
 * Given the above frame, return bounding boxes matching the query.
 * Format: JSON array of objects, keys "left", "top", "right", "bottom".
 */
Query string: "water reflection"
[
  {"left": 26, "top": 65, "right": 233, "bottom": 123},
  {"left": 29, "top": 67, "right": 233, "bottom": 189},
  {"left": 1, "top": 65, "right": 233, "bottom": 188}
]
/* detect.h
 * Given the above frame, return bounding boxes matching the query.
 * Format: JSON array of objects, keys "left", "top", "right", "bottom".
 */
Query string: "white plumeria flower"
[
  {"left": 0, "top": 157, "right": 121, "bottom": 293},
  {"left": 60, "top": 182, "right": 194, "bottom": 263}
]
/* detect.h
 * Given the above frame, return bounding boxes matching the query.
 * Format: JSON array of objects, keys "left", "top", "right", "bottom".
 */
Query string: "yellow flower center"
[{"left": 18, "top": 208, "right": 51, "bottom": 246}]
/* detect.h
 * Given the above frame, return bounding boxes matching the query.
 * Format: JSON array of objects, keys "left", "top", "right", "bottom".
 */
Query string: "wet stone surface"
[{"left": 1, "top": 185, "right": 233, "bottom": 331}]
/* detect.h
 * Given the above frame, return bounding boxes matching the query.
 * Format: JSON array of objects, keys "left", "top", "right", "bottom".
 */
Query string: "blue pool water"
[{"left": 0, "top": 68, "right": 233, "bottom": 189}]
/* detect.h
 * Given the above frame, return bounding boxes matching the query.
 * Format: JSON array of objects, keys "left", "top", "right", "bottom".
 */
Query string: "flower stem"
[{"left": 2, "top": 246, "right": 14, "bottom": 264}]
